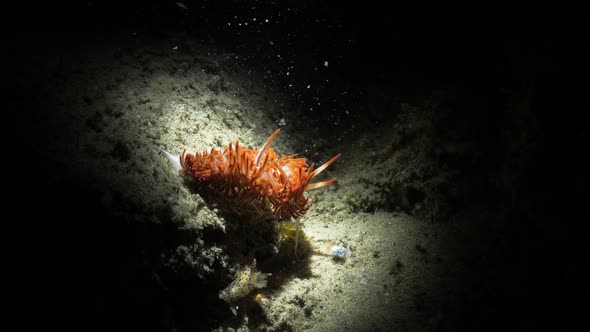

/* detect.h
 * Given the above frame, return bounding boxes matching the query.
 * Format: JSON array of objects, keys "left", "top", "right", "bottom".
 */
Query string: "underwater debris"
[
  {"left": 277, "top": 220, "right": 312, "bottom": 259},
  {"left": 219, "top": 259, "right": 270, "bottom": 305},
  {"left": 175, "top": 2, "right": 188, "bottom": 10},
  {"left": 324, "top": 240, "right": 350, "bottom": 259},
  {"left": 255, "top": 292, "right": 269, "bottom": 305},
  {"left": 330, "top": 245, "right": 350, "bottom": 259},
  {"left": 330, "top": 245, "right": 349, "bottom": 258}
]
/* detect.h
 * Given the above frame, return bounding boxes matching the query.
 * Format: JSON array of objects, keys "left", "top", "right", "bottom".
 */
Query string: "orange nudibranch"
[{"left": 166, "top": 129, "right": 340, "bottom": 219}]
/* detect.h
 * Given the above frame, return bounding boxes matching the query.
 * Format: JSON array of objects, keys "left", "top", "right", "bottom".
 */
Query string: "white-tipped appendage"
[{"left": 161, "top": 149, "right": 182, "bottom": 172}]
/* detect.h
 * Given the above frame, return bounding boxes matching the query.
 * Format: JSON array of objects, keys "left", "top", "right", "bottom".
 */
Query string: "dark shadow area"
[{"left": 7, "top": 170, "right": 226, "bottom": 331}]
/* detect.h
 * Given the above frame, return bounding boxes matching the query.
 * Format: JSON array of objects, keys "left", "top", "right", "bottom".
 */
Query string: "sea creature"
[
  {"left": 166, "top": 129, "right": 340, "bottom": 220},
  {"left": 219, "top": 259, "right": 269, "bottom": 303}
]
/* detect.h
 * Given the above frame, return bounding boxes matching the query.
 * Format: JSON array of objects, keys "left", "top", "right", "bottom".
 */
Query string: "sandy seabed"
[{"left": 17, "top": 33, "right": 557, "bottom": 332}]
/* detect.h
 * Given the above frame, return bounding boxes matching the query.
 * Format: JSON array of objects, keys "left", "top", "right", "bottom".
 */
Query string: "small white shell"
[{"left": 330, "top": 245, "right": 348, "bottom": 258}]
